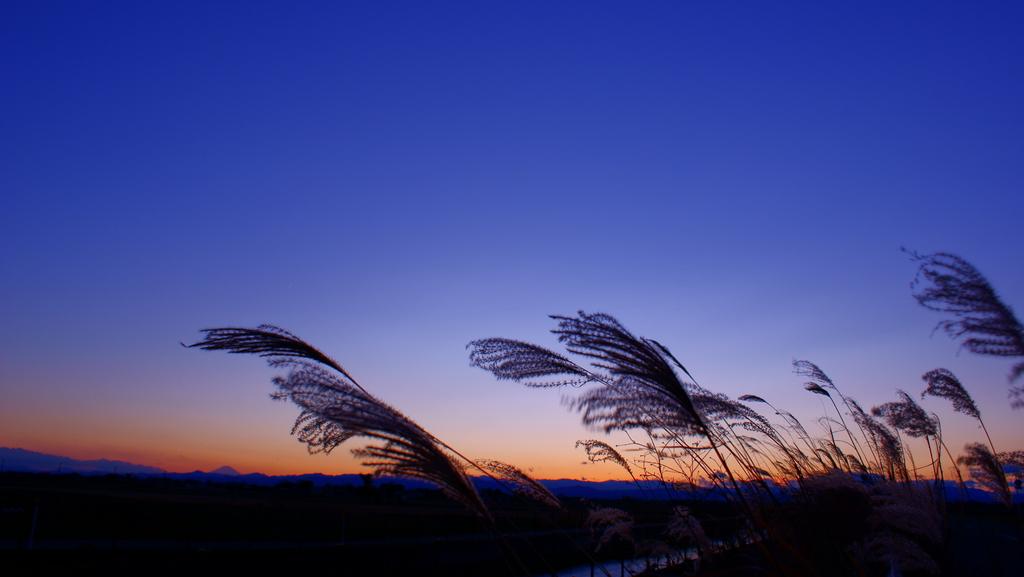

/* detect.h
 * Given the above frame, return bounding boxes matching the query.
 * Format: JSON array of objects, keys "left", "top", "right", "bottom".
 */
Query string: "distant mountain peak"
[
  {"left": 0, "top": 447, "right": 164, "bottom": 475},
  {"left": 209, "top": 466, "right": 241, "bottom": 476}
]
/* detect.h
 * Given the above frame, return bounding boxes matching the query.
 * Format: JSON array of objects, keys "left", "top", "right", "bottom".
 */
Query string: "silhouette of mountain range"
[
  {"left": 0, "top": 447, "right": 165, "bottom": 475},
  {"left": 1, "top": 447, "right": 1010, "bottom": 502},
  {"left": 0, "top": 447, "right": 698, "bottom": 498}
]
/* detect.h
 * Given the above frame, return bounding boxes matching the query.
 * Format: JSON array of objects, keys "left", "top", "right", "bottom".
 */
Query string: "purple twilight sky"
[{"left": 1, "top": 2, "right": 1022, "bottom": 478}]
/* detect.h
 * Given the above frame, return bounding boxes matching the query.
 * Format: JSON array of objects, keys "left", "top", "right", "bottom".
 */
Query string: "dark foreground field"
[
  {"left": 0, "top": 472, "right": 734, "bottom": 576},
  {"left": 3, "top": 472, "right": 1021, "bottom": 576}
]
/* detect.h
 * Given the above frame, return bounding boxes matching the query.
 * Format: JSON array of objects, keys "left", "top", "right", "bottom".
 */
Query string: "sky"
[{"left": 1, "top": 2, "right": 1022, "bottom": 480}]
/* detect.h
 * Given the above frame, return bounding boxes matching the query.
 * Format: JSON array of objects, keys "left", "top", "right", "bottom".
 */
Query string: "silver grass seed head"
[
  {"left": 467, "top": 337, "right": 593, "bottom": 387},
  {"left": 474, "top": 459, "right": 563, "bottom": 510},
  {"left": 576, "top": 439, "right": 632, "bottom": 476},
  {"left": 805, "top": 383, "right": 830, "bottom": 396},
  {"left": 909, "top": 251, "right": 1024, "bottom": 400},
  {"left": 872, "top": 390, "right": 939, "bottom": 438},
  {"left": 553, "top": 311, "right": 707, "bottom": 432},
  {"left": 191, "top": 326, "right": 492, "bottom": 523},
  {"left": 793, "top": 360, "right": 836, "bottom": 389},
  {"left": 958, "top": 443, "right": 1012, "bottom": 507},
  {"left": 921, "top": 368, "right": 981, "bottom": 420}
]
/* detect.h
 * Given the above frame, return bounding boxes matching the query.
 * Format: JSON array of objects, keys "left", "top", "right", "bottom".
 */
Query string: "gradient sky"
[{"left": 2, "top": 2, "right": 1022, "bottom": 480}]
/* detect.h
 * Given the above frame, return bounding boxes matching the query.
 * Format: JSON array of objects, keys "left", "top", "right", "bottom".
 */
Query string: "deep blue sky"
[{"left": 2, "top": 2, "right": 1021, "bottom": 477}]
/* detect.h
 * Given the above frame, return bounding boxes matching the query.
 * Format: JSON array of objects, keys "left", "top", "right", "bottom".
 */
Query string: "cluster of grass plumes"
[
  {"left": 470, "top": 309, "right": 1022, "bottom": 576},
  {"left": 473, "top": 314, "right": 937, "bottom": 489},
  {"left": 188, "top": 325, "right": 586, "bottom": 577},
  {"left": 778, "top": 470, "right": 946, "bottom": 575},
  {"left": 188, "top": 251, "right": 1018, "bottom": 577}
]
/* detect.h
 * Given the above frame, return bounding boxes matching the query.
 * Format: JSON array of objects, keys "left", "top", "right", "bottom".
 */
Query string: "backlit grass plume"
[
  {"left": 467, "top": 338, "right": 595, "bottom": 388},
  {"left": 188, "top": 326, "right": 492, "bottom": 522},
  {"left": 470, "top": 312, "right": 702, "bottom": 435},
  {"left": 552, "top": 311, "right": 707, "bottom": 434},
  {"left": 186, "top": 325, "right": 360, "bottom": 388},
  {"left": 910, "top": 251, "right": 1024, "bottom": 404},
  {"left": 853, "top": 410, "right": 909, "bottom": 483},
  {"left": 576, "top": 439, "right": 632, "bottom": 476},
  {"left": 921, "top": 368, "right": 980, "bottom": 420},
  {"left": 873, "top": 390, "right": 942, "bottom": 483},
  {"left": 796, "top": 360, "right": 869, "bottom": 471},
  {"left": 921, "top": 368, "right": 997, "bottom": 455},
  {"left": 872, "top": 390, "right": 938, "bottom": 439},
  {"left": 475, "top": 459, "right": 563, "bottom": 510},
  {"left": 958, "top": 443, "right": 1012, "bottom": 507}
]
